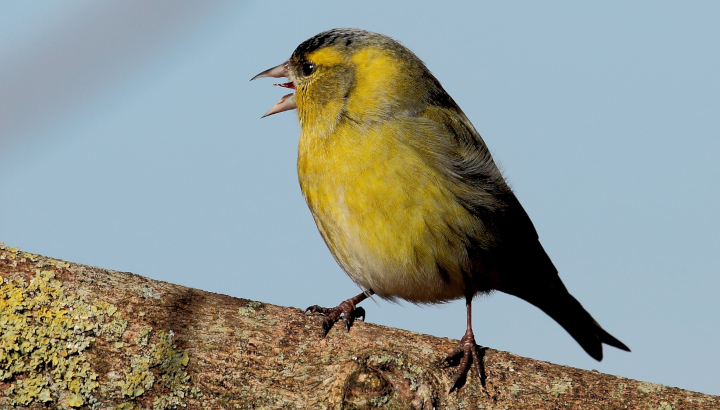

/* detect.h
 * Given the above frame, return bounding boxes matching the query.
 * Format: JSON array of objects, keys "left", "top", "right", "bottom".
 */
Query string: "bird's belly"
[{"left": 298, "top": 128, "right": 474, "bottom": 303}]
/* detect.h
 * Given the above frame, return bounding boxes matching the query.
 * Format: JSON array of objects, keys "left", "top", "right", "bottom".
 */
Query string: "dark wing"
[{"left": 405, "top": 100, "right": 630, "bottom": 359}]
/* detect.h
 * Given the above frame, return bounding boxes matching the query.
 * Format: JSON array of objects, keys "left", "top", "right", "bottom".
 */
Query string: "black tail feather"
[
  {"left": 501, "top": 286, "right": 630, "bottom": 361},
  {"left": 595, "top": 320, "right": 631, "bottom": 353}
]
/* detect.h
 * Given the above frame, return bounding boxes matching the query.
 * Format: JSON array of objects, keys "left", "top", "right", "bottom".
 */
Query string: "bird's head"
[{"left": 252, "top": 28, "right": 437, "bottom": 130}]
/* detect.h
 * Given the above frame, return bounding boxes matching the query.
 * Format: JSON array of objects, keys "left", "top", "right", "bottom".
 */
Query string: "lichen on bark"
[{"left": 1, "top": 243, "right": 719, "bottom": 409}]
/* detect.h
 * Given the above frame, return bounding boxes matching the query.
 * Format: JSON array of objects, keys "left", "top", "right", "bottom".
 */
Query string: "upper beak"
[
  {"left": 251, "top": 62, "right": 298, "bottom": 118},
  {"left": 251, "top": 62, "right": 289, "bottom": 80}
]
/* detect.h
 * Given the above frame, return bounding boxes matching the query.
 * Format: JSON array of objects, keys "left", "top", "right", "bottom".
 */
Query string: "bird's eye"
[{"left": 301, "top": 61, "right": 316, "bottom": 77}]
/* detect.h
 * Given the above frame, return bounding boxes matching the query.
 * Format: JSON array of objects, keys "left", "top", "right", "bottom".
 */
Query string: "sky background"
[{"left": 1, "top": 0, "right": 719, "bottom": 396}]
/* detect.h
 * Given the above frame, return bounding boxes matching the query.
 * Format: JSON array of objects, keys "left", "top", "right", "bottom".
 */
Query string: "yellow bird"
[{"left": 252, "top": 28, "right": 629, "bottom": 390}]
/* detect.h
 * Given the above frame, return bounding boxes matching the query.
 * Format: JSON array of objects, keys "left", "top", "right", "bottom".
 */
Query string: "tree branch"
[{"left": 0, "top": 243, "right": 716, "bottom": 409}]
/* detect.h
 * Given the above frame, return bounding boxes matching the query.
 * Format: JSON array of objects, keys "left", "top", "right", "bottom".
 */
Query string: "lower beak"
[
  {"left": 262, "top": 93, "right": 296, "bottom": 118},
  {"left": 251, "top": 62, "right": 298, "bottom": 117}
]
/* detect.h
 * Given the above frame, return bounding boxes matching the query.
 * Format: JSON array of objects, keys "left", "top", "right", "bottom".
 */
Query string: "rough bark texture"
[{"left": 0, "top": 243, "right": 717, "bottom": 410}]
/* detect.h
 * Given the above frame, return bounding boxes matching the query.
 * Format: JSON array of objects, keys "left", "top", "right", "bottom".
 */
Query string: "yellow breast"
[{"left": 297, "top": 119, "right": 473, "bottom": 303}]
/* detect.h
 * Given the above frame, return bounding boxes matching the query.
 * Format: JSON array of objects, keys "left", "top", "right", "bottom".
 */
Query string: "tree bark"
[{"left": 0, "top": 243, "right": 717, "bottom": 409}]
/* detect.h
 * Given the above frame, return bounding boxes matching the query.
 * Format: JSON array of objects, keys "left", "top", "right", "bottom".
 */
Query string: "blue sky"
[{"left": 1, "top": 1, "right": 719, "bottom": 396}]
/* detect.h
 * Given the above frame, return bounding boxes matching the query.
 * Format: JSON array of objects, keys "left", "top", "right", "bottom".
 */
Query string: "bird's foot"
[
  {"left": 306, "top": 295, "right": 367, "bottom": 337},
  {"left": 441, "top": 328, "right": 486, "bottom": 392}
]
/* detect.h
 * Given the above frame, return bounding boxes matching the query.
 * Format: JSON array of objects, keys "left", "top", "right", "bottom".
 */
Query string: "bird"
[{"left": 252, "top": 28, "right": 629, "bottom": 391}]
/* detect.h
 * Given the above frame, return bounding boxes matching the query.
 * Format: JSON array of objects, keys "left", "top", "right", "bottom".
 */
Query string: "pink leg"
[
  {"left": 306, "top": 290, "right": 373, "bottom": 336},
  {"left": 442, "top": 296, "right": 486, "bottom": 391}
]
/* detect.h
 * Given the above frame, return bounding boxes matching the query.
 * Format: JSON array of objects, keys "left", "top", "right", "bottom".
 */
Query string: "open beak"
[{"left": 251, "top": 62, "right": 298, "bottom": 118}]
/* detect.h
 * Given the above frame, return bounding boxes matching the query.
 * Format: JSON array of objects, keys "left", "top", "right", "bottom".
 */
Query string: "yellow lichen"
[
  {"left": 119, "top": 330, "right": 193, "bottom": 409},
  {"left": 1, "top": 243, "right": 68, "bottom": 270},
  {"left": 67, "top": 392, "right": 85, "bottom": 407},
  {"left": 1, "top": 244, "right": 201, "bottom": 408},
  {"left": 119, "top": 355, "right": 155, "bottom": 399},
  {"left": 104, "top": 318, "right": 129, "bottom": 342},
  {"left": 548, "top": 377, "right": 573, "bottom": 397},
  {"left": 638, "top": 381, "right": 665, "bottom": 394},
  {"left": 368, "top": 352, "right": 399, "bottom": 366},
  {"left": 134, "top": 326, "right": 152, "bottom": 348},
  {"left": 0, "top": 251, "right": 127, "bottom": 407}
]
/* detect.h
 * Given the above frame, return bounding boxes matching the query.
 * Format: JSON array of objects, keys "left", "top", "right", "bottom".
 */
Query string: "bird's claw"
[
  {"left": 441, "top": 329, "right": 486, "bottom": 392},
  {"left": 306, "top": 301, "right": 366, "bottom": 337}
]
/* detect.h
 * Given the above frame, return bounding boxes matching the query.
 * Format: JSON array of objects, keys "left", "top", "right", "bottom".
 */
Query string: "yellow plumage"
[
  {"left": 299, "top": 117, "right": 473, "bottom": 302},
  {"left": 295, "top": 39, "right": 496, "bottom": 303},
  {"left": 252, "top": 28, "right": 629, "bottom": 391}
]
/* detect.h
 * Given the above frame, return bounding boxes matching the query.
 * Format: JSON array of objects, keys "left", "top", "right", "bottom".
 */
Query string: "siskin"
[{"left": 252, "top": 28, "right": 629, "bottom": 390}]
